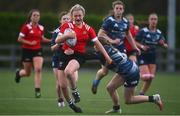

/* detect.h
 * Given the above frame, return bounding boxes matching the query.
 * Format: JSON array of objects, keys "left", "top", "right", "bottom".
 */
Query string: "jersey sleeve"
[
  {"left": 135, "top": 29, "right": 144, "bottom": 42},
  {"left": 60, "top": 23, "right": 70, "bottom": 33},
  {"left": 159, "top": 33, "right": 166, "bottom": 42},
  {"left": 19, "top": 24, "right": 29, "bottom": 37},
  {"left": 101, "top": 17, "right": 111, "bottom": 32},
  {"left": 89, "top": 27, "right": 97, "bottom": 42},
  {"left": 51, "top": 32, "right": 58, "bottom": 46}
]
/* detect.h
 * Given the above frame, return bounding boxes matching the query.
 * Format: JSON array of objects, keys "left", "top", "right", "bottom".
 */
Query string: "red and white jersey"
[
  {"left": 19, "top": 22, "right": 44, "bottom": 49},
  {"left": 124, "top": 25, "right": 139, "bottom": 53},
  {"left": 60, "top": 22, "right": 97, "bottom": 53}
]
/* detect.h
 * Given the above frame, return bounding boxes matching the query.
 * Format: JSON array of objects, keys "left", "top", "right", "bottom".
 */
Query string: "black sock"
[
  {"left": 35, "top": 88, "right": 40, "bottom": 92},
  {"left": 58, "top": 98, "right": 64, "bottom": 102},
  {"left": 113, "top": 105, "right": 120, "bottom": 110},
  {"left": 149, "top": 96, "right": 154, "bottom": 102}
]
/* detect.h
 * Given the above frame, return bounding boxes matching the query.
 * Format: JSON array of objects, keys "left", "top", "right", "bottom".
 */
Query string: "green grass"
[{"left": 0, "top": 69, "right": 180, "bottom": 115}]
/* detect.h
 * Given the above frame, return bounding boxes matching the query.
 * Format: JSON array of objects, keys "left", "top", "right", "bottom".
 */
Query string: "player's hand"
[
  {"left": 30, "top": 40, "right": 37, "bottom": 45},
  {"left": 106, "top": 61, "right": 115, "bottom": 69},
  {"left": 110, "top": 39, "right": 121, "bottom": 45},
  {"left": 140, "top": 45, "right": 149, "bottom": 51},
  {"left": 135, "top": 47, "right": 141, "bottom": 55},
  {"left": 163, "top": 43, "right": 168, "bottom": 48},
  {"left": 159, "top": 39, "right": 168, "bottom": 48},
  {"left": 66, "top": 31, "right": 76, "bottom": 39}
]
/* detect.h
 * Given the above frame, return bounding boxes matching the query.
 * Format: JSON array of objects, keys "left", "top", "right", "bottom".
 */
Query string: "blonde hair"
[{"left": 69, "top": 4, "right": 85, "bottom": 16}]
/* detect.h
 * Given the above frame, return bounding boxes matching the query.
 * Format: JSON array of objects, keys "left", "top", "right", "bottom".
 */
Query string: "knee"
[
  {"left": 124, "top": 98, "right": 132, "bottom": 105},
  {"left": 34, "top": 68, "right": 42, "bottom": 73},
  {"left": 141, "top": 74, "right": 153, "bottom": 81},
  {"left": 60, "top": 84, "right": 67, "bottom": 90},
  {"left": 64, "top": 69, "right": 73, "bottom": 78},
  {"left": 106, "top": 85, "right": 113, "bottom": 93},
  {"left": 24, "top": 71, "right": 31, "bottom": 77},
  {"left": 100, "top": 69, "right": 108, "bottom": 76}
]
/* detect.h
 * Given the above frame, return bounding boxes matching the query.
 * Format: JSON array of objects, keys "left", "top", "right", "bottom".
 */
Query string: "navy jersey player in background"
[
  {"left": 95, "top": 37, "right": 163, "bottom": 114},
  {"left": 91, "top": 0, "right": 140, "bottom": 94},
  {"left": 51, "top": 11, "right": 71, "bottom": 107},
  {"left": 135, "top": 13, "right": 168, "bottom": 95}
]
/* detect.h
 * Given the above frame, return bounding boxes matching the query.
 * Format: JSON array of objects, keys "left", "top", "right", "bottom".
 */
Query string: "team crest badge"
[{"left": 83, "top": 31, "right": 87, "bottom": 34}]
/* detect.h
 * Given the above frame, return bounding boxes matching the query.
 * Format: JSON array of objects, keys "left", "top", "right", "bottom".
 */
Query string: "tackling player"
[{"left": 91, "top": 0, "right": 140, "bottom": 95}]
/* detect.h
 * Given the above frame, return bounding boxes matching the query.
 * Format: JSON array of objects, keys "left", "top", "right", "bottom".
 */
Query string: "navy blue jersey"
[
  {"left": 101, "top": 16, "right": 129, "bottom": 52},
  {"left": 97, "top": 45, "right": 139, "bottom": 87},
  {"left": 136, "top": 27, "right": 165, "bottom": 54},
  {"left": 51, "top": 27, "right": 63, "bottom": 68},
  {"left": 51, "top": 27, "right": 63, "bottom": 57}
]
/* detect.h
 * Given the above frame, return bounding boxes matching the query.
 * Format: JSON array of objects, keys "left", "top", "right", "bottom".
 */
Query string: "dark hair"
[
  {"left": 58, "top": 11, "right": 68, "bottom": 20},
  {"left": 25, "top": 9, "right": 40, "bottom": 24}
]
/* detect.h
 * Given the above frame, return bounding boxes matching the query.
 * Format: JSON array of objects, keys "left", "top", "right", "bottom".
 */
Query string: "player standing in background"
[
  {"left": 51, "top": 11, "right": 71, "bottom": 107},
  {"left": 55, "top": 4, "right": 112, "bottom": 113},
  {"left": 15, "top": 9, "right": 50, "bottom": 98},
  {"left": 135, "top": 13, "right": 168, "bottom": 95},
  {"left": 91, "top": 0, "right": 140, "bottom": 94},
  {"left": 124, "top": 13, "right": 139, "bottom": 62}
]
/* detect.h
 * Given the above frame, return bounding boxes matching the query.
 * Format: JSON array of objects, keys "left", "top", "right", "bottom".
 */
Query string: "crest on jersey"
[
  {"left": 30, "top": 30, "right": 34, "bottom": 34},
  {"left": 83, "top": 31, "right": 87, "bottom": 34}
]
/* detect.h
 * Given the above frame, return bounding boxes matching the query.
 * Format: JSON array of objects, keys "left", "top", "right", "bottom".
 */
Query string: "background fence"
[{"left": 0, "top": 44, "right": 179, "bottom": 72}]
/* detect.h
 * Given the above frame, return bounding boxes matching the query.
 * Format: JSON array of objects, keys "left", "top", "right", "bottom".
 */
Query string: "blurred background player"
[
  {"left": 50, "top": 11, "right": 70, "bottom": 107},
  {"left": 55, "top": 4, "right": 112, "bottom": 113},
  {"left": 124, "top": 13, "right": 139, "bottom": 62},
  {"left": 91, "top": 0, "right": 140, "bottom": 94},
  {"left": 135, "top": 13, "right": 168, "bottom": 95},
  {"left": 15, "top": 9, "right": 50, "bottom": 98}
]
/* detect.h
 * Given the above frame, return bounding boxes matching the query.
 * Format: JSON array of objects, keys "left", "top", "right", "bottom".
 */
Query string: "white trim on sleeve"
[
  {"left": 92, "top": 37, "right": 98, "bottom": 42},
  {"left": 19, "top": 32, "right": 25, "bottom": 37},
  {"left": 58, "top": 32, "right": 63, "bottom": 36}
]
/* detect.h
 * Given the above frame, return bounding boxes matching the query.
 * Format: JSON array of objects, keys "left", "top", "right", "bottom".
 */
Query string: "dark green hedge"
[{"left": 0, "top": 12, "right": 179, "bottom": 47}]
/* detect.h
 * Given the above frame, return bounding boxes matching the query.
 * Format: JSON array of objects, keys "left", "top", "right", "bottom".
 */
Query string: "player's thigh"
[
  {"left": 65, "top": 59, "right": 80, "bottom": 73},
  {"left": 107, "top": 74, "right": 124, "bottom": 90},
  {"left": 101, "top": 65, "right": 109, "bottom": 74},
  {"left": 33, "top": 56, "right": 43, "bottom": 70},
  {"left": 148, "top": 64, "right": 156, "bottom": 75},
  {"left": 139, "top": 65, "right": 150, "bottom": 75},
  {"left": 23, "top": 62, "right": 32, "bottom": 74},
  {"left": 124, "top": 87, "right": 136, "bottom": 101}
]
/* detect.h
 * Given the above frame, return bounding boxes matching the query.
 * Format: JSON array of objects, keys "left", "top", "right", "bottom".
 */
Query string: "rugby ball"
[{"left": 64, "top": 28, "right": 77, "bottom": 47}]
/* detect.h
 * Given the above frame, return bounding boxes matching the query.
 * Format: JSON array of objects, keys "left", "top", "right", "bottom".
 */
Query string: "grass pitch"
[{"left": 0, "top": 69, "right": 179, "bottom": 115}]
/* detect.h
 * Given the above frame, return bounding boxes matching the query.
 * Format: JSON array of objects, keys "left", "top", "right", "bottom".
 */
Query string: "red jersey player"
[
  {"left": 124, "top": 14, "right": 139, "bottom": 62},
  {"left": 15, "top": 9, "right": 50, "bottom": 98},
  {"left": 55, "top": 4, "right": 112, "bottom": 113}
]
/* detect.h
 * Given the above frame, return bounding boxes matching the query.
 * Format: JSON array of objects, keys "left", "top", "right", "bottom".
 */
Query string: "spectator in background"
[
  {"left": 135, "top": 13, "right": 168, "bottom": 95},
  {"left": 15, "top": 9, "right": 50, "bottom": 98}
]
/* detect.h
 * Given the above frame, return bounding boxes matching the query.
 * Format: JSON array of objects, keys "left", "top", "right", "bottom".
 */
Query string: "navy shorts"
[
  {"left": 21, "top": 48, "right": 43, "bottom": 62},
  {"left": 52, "top": 47, "right": 63, "bottom": 68},
  {"left": 52, "top": 56, "right": 60, "bottom": 68},
  {"left": 137, "top": 52, "right": 156, "bottom": 65},
  {"left": 127, "top": 50, "right": 137, "bottom": 57},
  {"left": 121, "top": 63, "right": 140, "bottom": 88}
]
